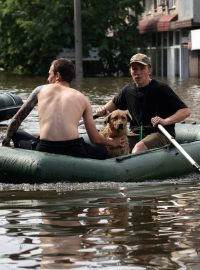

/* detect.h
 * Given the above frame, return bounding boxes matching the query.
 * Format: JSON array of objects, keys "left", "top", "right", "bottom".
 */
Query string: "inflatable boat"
[
  {"left": 0, "top": 92, "right": 23, "bottom": 122},
  {"left": 0, "top": 121, "right": 200, "bottom": 183}
]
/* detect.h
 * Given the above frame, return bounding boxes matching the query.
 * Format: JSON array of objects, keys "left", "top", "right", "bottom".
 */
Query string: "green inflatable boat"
[
  {"left": 0, "top": 121, "right": 200, "bottom": 183},
  {"left": 0, "top": 93, "right": 199, "bottom": 183},
  {"left": 0, "top": 92, "right": 23, "bottom": 122}
]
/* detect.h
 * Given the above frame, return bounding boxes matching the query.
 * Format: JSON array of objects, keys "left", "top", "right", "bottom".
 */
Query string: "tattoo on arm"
[{"left": 4, "top": 85, "right": 43, "bottom": 142}]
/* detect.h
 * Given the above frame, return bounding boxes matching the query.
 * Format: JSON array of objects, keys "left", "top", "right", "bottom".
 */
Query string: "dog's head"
[{"left": 104, "top": 110, "right": 131, "bottom": 134}]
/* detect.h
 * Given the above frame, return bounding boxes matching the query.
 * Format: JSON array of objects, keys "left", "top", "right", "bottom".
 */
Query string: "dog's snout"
[{"left": 118, "top": 123, "right": 124, "bottom": 129}]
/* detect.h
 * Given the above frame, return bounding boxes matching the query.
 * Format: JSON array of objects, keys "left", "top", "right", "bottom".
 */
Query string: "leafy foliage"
[
  {"left": 82, "top": 0, "right": 144, "bottom": 76},
  {"left": 0, "top": 0, "right": 73, "bottom": 75},
  {"left": 0, "top": 0, "right": 143, "bottom": 76}
]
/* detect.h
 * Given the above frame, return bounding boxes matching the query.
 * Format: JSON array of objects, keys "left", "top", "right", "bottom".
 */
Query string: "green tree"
[
  {"left": 82, "top": 0, "right": 143, "bottom": 76},
  {"left": 0, "top": 0, "right": 74, "bottom": 75},
  {"left": 0, "top": 0, "right": 143, "bottom": 76}
]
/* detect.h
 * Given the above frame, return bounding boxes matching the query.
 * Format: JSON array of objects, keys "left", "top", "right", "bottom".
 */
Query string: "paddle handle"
[
  {"left": 79, "top": 113, "right": 99, "bottom": 126},
  {"left": 158, "top": 124, "right": 200, "bottom": 172}
]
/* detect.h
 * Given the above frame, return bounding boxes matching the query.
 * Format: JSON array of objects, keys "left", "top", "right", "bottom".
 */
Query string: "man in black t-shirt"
[{"left": 96, "top": 53, "right": 191, "bottom": 153}]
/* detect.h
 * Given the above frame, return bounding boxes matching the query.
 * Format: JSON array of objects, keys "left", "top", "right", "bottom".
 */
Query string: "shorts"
[
  {"left": 142, "top": 132, "right": 170, "bottom": 149},
  {"left": 12, "top": 130, "right": 108, "bottom": 160},
  {"left": 36, "top": 137, "right": 107, "bottom": 159},
  {"left": 12, "top": 130, "right": 39, "bottom": 149}
]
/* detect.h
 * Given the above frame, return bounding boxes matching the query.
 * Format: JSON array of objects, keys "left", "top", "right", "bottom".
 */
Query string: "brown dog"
[{"left": 100, "top": 109, "right": 130, "bottom": 158}]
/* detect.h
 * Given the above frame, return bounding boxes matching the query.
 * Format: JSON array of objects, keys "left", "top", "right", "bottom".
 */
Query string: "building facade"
[{"left": 137, "top": 0, "right": 200, "bottom": 79}]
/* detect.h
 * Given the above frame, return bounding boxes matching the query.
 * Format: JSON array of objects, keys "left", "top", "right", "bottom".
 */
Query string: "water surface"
[{"left": 1, "top": 72, "right": 200, "bottom": 269}]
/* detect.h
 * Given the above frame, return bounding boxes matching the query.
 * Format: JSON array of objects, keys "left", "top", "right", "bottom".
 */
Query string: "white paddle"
[{"left": 158, "top": 124, "right": 200, "bottom": 172}]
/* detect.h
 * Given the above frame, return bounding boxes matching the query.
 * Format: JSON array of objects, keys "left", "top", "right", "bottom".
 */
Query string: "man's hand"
[
  {"left": 151, "top": 116, "right": 166, "bottom": 127},
  {"left": 96, "top": 106, "right": 110, "bottom": 117},
  {"left": 2, "top": 137, "right": 11, "bottom": 147},
  {"left": 109, "top": 135, "right": 126, "bottom": 148}
]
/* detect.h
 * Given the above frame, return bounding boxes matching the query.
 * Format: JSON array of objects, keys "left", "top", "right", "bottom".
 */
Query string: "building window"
[
  {"left": 163, "top": 32, "right": 168, "bottom": 47},
  {"left": 145, "top": 0, "right": 154, "bottom": 12},
  {"left": 169, "top": 32, "right": 173, "bottom": 46},
  {"left": 168, "top": 0, "right": 176, "bottom": 9},
  {"left": 157, "top": 0, "right": 166, "bottom": 7},
  {"left": 154, "top": 0, "right": 157, "bottom": 11},
  {"left": 175, "top": 31, "right": 180, "bottom": 45}
]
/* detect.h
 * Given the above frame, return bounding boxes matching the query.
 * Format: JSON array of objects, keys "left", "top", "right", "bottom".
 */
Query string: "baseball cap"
[{"left": 129, "top": 53, "right": 151, "bottom": 66}]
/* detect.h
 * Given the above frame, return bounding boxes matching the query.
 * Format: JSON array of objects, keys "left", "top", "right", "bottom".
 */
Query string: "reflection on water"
[
  {"left": 1, "top": 180, "right": 200, "bottom": 269},
  {"left": 1, "top": 72, "right": 200, "bottom": 269}
]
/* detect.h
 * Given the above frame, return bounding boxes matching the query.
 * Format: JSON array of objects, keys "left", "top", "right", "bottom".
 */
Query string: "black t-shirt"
[{"left": 112, "top": 79, "right": 188, "bottom": 136}]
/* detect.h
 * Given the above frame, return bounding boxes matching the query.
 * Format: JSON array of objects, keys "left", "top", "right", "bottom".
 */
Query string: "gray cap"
[{"left": 129, "top": 53, "right": 151, "bottom": 66}]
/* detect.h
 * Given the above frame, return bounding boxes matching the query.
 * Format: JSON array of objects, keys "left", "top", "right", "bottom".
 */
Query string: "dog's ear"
[
  {"left": 104, "top": 113, "right": 112, "bottom": 125},
  {"left": 126, "top": 113, "right": 132, "bottom": 122}
]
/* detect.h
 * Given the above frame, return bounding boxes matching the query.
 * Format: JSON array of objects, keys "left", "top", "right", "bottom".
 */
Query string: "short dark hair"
[{"left": 52, "top": 58, "right": 75, "bottom": 82}]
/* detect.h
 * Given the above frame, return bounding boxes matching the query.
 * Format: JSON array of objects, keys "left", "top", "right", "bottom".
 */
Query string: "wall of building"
[
  {"left": 178, "top": 0, "right": 193, "bottom": 20},
  {"left": 178, "top": 0, "right": 200, "bottom": 23},
  {"left": 193, "top": 0, "right": 200, "bottom": 23}
]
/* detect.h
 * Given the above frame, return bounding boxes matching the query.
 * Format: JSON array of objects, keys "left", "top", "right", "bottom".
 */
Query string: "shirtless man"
[{"left": 2, "top": 58, "right": 124, "bottom": 159}]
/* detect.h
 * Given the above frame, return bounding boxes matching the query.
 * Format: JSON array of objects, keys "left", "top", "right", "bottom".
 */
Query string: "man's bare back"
[{"left": 38, "top": 83, "right": 88, "bottom": 141}]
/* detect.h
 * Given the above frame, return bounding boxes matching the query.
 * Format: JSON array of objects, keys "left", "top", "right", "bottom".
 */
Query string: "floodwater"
[{"left": 0, "top": 72, "right": 200, "bottom": 269}]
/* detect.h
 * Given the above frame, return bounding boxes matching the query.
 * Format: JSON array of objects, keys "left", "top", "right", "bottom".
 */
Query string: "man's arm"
[
  {"left": 2, "top": 86, "right": 42, "bottom": 146},
  {"left": 96, "top": 100, "right": 117, "bottom": 117},
  {"left": 83, "top": 98, "right": 124, "bottom": 147},
  {"left": 151, "top": 108, "right": 191, "bottom": 127}
]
